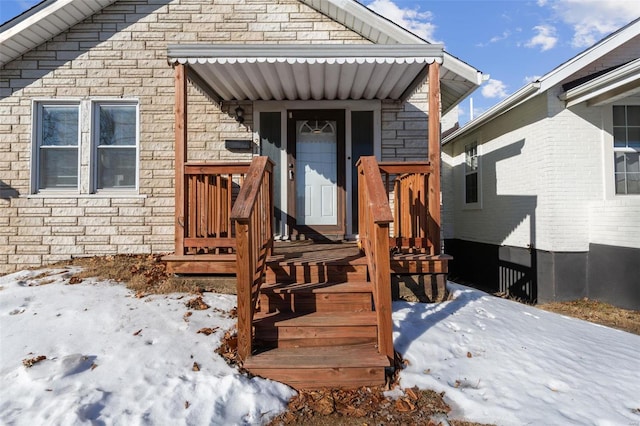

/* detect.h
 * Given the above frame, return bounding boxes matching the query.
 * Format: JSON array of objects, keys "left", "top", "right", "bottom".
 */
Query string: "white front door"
[{"left": 295, "top": 120, "right": 338, "bottom": 225}]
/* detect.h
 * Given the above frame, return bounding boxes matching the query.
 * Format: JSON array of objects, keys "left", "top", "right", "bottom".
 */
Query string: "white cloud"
[
  {"left": 482, "top": 79, "right": 509, "bottom": 99},
  {"left": 525, "top": 24, "right": 558, "bottom": 51},
  {"left": 366, "top": 0, "right": 439, "bottom": 43},
  {"left": 545, "top": 0, "right": 640, "bottom": 48},
  {"left": 490, "top": 30, "right": 511, "bottom": 44},
  {"left": 523, "top": 75, "right": 542, "bottom": 84}
]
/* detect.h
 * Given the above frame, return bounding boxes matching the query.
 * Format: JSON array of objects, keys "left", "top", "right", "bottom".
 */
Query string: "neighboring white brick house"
[
  {"left": 0, "top": 0, "right": 482, "bottom": 274},
  {"left": 442, "top": 18, "right": 640, "bottom": 310}
]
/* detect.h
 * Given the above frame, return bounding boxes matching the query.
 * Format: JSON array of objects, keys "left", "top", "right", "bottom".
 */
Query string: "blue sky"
[{"left": 2, "top": 0, "right": 640, "bottom": 122}]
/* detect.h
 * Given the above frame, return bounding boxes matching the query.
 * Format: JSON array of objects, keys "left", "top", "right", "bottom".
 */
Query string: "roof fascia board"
[
  {"left": 299, "top": 0, "right": 484, "bottom": 86},
  {"left": 0, "top": 0, "right": 73, "bottom": 41},
  {"left": 560, "top": 58, "right": 640, "bottom": 107},
  {"left": 0, "top": 0, "right": 114, "bottom": 41},
  {"left": 167, "top": 43, "right": 445, "bottom": 60},
  {"left": 442, "top": 82, "right": 541, "bottom": 144},
  {"left": 0, "top": 0, "right": 118, "bottom": 66},
  {"left": 442, "top": 53, "right": 484, "bottom": 85},
  {"left": 300, "top": 0, "right": 425, "bottom": 44},
  {"left": 446, "top": 18, "right": 640, "bottom": 143},
  {"left": 538, "top": 19, "right": 640, "bottom": 92}
]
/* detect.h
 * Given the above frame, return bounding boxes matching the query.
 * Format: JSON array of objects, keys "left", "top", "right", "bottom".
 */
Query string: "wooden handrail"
[
  {"left": 231, "top": 156, "right": 274, "bottom": 362},
  {"left": 185, "top": 162, "right": 251, "bottom": 175},
  {"left": 357, "top": 156, "right": 394, "bottom": 362},
  {"left": 378, "top": 161, "right": 432, "bottom": 175}
]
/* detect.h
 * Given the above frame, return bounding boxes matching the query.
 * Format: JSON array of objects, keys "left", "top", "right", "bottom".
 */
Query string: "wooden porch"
[
  {"left": 163, "top": 154, "right": 450, "bottom": 388},
  {"left": 164, "top": 63, "right": 450, "bottom": 388}
]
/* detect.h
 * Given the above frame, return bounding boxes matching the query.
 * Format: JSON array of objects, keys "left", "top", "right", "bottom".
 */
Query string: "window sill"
[
  {"left": 462, "top": 202, "right": 482, "bottom": 210},
  {"left": 27, "top": 192, "right": 147, "bottom": 199}
]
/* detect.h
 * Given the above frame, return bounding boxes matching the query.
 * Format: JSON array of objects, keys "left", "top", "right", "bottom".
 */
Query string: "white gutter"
[
  {"left": 442, "top": 82, "right": 541, "bottom": 145},
  {"left": 560, "top": 58, "right": 640, "bottom": 107}
]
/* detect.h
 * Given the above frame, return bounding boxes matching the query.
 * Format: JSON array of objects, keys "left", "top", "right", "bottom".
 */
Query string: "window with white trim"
[
  {"left": 94, "top": 103, "right": 138, "bottom": 190},
  {"left": 35, "top": 103, "right": 80, "bottom": 190},
  {"left": 32, "top": 100, "right": 139, "bottom": 194},
  {"left": 613, "top": 105, "right": 640, "bottom": 194},
  {"left": 464, "top": 142, "right": 479, "bottom": 204}
]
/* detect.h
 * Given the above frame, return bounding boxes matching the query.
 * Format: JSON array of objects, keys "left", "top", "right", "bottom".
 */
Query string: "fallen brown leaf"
[
  {"left": 185, "top": 296, "right": 209, "bottom": 310},
  {"left": 23, "top": 355, "right": 46, "bottom": 368},
  {"left": 197, "top": 327, "right": 219, "bottom": 336},
  {"left": 405, "top": 387, "right": 419, "bottom": 401},
  {"left": 133, "top": 329, "right": 142, "bottom": 336},
  {"left": 68, "top": 276, "right": 83, "bottom": 285},
  {"left": 395, "top": 398, "right": 415, "bottom": 412},
  {"left": 192, "top": 362, "right": 200, "bottom": 371}
]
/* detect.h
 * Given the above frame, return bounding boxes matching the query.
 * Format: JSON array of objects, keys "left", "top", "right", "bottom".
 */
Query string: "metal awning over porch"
[{"left": 167, "top": 44, "right": 444, "bottom": 104}]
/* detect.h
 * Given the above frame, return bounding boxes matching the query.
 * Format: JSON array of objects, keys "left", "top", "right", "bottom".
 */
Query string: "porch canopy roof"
[{"left": 168, "top": 44, "right": 445, "bottom": 105}]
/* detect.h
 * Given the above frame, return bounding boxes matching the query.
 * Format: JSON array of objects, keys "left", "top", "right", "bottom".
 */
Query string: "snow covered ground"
[{"left": 1, "top": 269, "right": 639, "bottom": 425}]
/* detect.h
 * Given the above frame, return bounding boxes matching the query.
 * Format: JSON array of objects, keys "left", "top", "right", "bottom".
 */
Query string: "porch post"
[
  {"left": 428, "top": 62, "right": 441, "bottom": 255},
  {"left": 174, "top": 63, "right": 188, "bottom": 255}
]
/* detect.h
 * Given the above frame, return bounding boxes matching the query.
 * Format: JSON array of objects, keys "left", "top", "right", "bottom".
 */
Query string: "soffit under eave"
[
  {"left": 561, "top": 59, "right": 640, "bottom": 107},
  {"left": 0, "top": 0, "right": 117, "bottom": 67}
]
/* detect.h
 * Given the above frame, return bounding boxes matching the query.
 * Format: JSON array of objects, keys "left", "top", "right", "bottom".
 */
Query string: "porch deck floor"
[{"left": 269, "top": 241, "right": 363, "bottom": 264}]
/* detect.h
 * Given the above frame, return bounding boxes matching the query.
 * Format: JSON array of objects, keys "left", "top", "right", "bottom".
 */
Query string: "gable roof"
[
  {"left": 443, "top": 16, "right": 640, "bottom": 144},
  {"left": 1, "top": 0, "right": 482, "bottom": 112},
  {"left": 0, "top": 0, "right": 116, "bottom": 66}
]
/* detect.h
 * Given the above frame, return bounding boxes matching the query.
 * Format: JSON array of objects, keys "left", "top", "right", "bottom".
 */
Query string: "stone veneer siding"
[{"left": 0, "top": 0, "right": 433, "bottom": 273}]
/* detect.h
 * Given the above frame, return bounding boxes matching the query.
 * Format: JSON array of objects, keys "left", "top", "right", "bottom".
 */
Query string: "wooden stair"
[{"left": 242, "top": 243, "right": 390, "bottom": 389}]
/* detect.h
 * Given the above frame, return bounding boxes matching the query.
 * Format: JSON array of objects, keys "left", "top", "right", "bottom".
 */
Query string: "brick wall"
[
  {"left": 2, "top": 0, "right": 411, "bottom": 273},
  {"left": 443, "top": 86, "right": 640, "bottom": 253},
  {"left": 380, "top": 82, "right": 430, "bottom": 162}
]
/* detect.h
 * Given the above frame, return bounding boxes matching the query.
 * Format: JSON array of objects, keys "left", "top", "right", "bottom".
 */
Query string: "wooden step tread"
[
  {"left": 261, "top": 280, "right": 371, "bottom": 294},
  {"left": 267, "top": 252, "right": 367, "bottom": 265},
  {"left": 254, "top": 311, "right": 377, "bottom": 327},
  {"left": 266, "top": 256, "right": 367, "bottom": 266},
  {"left": 244, "top": 344, "right": 388, "bottom": 369}
]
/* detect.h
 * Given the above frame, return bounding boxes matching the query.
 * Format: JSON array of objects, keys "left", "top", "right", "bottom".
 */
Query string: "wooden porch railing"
[
  {"left": 357, "top": 156, "right": 394, "bottom": 362},
  {"left": 231, "top": 156, "right": 274, "bottom": 362},
  {"left": 378, "top": 161, "right": 439, "bottom": 255},
  {"left": 179, "top": 162, "right": 250, "bottom": 255}
]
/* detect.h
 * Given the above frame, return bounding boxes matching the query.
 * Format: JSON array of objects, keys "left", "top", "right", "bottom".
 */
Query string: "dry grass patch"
[
  {"left": 51, "top": 254, "right": 189, "bottom": 294},
  {"left": 538, "top": 298, "right": 640, "bottom": 335}
]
